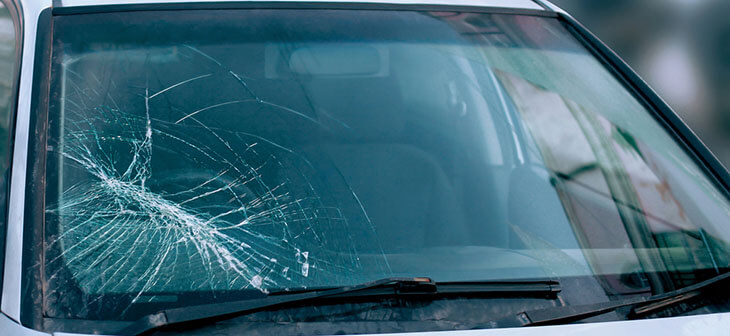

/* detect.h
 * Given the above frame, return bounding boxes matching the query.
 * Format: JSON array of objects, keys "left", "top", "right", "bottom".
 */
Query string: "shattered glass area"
[{"left": 44, "top": 46, "right": 393, "bottom": 318}]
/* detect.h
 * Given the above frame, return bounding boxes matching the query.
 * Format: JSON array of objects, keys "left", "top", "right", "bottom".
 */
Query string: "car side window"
[{"left": 0, "top": 0, "right": 21, "bottom": 295}]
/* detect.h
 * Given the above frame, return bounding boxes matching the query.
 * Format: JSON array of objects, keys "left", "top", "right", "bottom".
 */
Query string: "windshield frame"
[{"left": 14, "top": 2, "right": 730, "bottom": 334}]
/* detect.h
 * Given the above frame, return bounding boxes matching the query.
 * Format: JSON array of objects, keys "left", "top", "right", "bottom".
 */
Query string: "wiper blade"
[
  {"left": 268, "top": 279, "right": 560, "bottom": 297},
  {"left": 493, "top": 271, "right": 730, "bottom": 328},
  {"left": 120, "top": 277, "right": 560, "bottom": 335}
]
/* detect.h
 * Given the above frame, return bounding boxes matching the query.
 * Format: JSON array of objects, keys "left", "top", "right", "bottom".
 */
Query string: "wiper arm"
[
  {"left": 120, "top": 277, "right": 560, "bottom": 336},
  {"left": 493, "top": 271, "right": 730, "bottom": 328}
]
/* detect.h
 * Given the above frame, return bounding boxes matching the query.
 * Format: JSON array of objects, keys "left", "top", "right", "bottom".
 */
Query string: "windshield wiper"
[
  {"left": 120, "top": 277, "right": 561, "bottom": 335},
  {"left": 491, "top": 270, "right": 730, "bottom": 328}
]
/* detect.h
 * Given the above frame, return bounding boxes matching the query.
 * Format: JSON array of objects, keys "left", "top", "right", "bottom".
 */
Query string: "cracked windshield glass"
[{"left": 44, "top": 9, "right": 730, "bottom": 321}]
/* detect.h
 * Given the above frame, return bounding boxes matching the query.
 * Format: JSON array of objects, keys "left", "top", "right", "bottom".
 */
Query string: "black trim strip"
[{"left": 50, "top": 1, "right": 557, "bottom": 17}]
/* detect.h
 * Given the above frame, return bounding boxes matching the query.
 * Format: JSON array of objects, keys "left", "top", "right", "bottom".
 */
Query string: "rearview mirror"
[{"left": 265, "top": 43, "right": 389, "bottom": 78}]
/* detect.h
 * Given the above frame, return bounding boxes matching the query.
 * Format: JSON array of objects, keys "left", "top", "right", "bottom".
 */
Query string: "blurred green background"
[{"left": 552, "top": 0, "right": 730, "bottom": 167}]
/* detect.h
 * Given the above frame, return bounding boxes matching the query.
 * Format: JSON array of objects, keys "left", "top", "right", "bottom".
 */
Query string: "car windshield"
[{"left": 40, "top": 7, "right": 730, "bottom": 324}]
